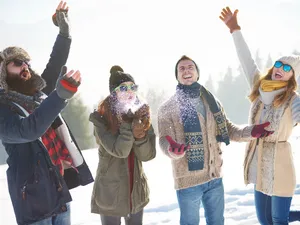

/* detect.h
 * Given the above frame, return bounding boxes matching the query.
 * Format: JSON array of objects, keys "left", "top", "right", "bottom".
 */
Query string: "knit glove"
[
  {"left": 132, "top": 118, "right": 146, "bottom": 139},
  {"left": 165, "top": 135, "right": 190, "bottom": 155},
  {"left": 134, "top": 104, "right": 151, "bottom": 130},
  {"left": 251, "top": 122, "right": 274, "bottom": 138},
  {"left": 219, "top": 7, "right": 241, "bottom": 33},
  {"left": 52, "top": 2, "right": 70, "bottom": 37},
  {"left": 56, "top": 66, "right": 80, "bottom": 100},
  {"left": 135, "top": 104, "right": 150, "bottom": 119}
]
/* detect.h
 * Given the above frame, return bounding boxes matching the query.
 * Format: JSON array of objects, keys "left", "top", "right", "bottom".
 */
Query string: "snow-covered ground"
[{"left": 1, "top": 135, "right": 300, "bottom": 225}]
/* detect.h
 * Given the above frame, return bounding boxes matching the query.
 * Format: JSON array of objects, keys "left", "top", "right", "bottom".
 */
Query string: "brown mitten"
[
  {"left": 132, "top": 118, "right": 146, "bottom": 139},
  {"left": 134, "top": 104, "right": 151, "bottom": 131}
]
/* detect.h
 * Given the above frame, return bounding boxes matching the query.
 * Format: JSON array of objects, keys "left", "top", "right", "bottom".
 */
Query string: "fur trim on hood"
[{"left": 0, "top": 46, "right": 46, "bottom": 92}]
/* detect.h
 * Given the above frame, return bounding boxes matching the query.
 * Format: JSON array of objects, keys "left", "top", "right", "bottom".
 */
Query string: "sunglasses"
[
  {"left": 274, "top": 61, "right": 292, "bottom": 73},
  {"left": 114, "top": 84, "right": 138, "bottom": 92},
  {"left": 7, "top": 59, "right": 31, "bottom": 68}
]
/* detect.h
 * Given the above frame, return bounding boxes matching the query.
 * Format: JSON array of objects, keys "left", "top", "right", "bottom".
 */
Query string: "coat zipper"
[{"left": 21, "top": 185, "right": 27, "bottom": 200}]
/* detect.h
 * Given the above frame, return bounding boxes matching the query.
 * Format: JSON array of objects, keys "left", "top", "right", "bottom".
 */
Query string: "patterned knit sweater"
[{"left": 158, "top": 93, "right": 255, "bottom": 190}]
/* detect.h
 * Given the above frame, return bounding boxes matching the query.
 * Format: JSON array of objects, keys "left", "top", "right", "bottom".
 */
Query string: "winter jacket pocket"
[
  {"left": 132, "top": 173, "right": 149, "bottom": 211},
  {"left": 98, "top": 156, "right": 110, "bottom": 176},
  {"left": 95, "top": 178, "right": 120, "bottom": 210},
  {"left": 20, "top": 172, "right": 60, "bottom": 220},
  {"left": 20, "top": 167, "right": 63, "bottom": 223}
]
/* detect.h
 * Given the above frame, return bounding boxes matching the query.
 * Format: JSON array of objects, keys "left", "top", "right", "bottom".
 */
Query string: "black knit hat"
[
  {"left": 109, "top": 65, "right": 135, "bottom": 93},
  {"left": 175, "top": 55, "right": 200, "bottom": 80}
]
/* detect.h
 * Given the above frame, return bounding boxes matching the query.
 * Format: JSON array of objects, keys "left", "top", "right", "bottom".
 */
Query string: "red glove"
[
  {"left": 165, "top": 135, "right": 189, "bottom": 155},
  {"left": 251, "top": 122, "right": 274, "bottom": 138}
]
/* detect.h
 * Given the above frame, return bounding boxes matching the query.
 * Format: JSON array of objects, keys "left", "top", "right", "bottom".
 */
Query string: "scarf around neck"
[
  {"left": 176, "top": 82, "right": 229, "bottom": 171},
  {"left": 260, "top": 79, "right": 288, "bottom": 92}
]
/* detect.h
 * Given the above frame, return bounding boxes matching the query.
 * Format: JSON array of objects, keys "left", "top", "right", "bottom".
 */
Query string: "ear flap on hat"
[
  {"left": 0, "top": 53, "right": 8, "bottom": 92},
  {"left": 28, "top": 68, "right": 46, "bottom": 91},
  {"left": 0, "top": 47, "right": 46, "bottom": 92}
]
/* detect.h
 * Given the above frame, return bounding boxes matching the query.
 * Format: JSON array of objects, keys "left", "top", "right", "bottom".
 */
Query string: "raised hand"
[
  {"left": 251, "top": 122, "right": 274, "bottom": 138},
  {"left": 165, "top": 135, "right": 189, "bottom": 155},
  {"left": 56, "top": 66, "right": 81, "bottom": 100},
  {"left": 219, "top": 7, "right": 241, "bottom": 33},
  {"left": 52, "top": 1, "right": 70, "bottom": 37}
]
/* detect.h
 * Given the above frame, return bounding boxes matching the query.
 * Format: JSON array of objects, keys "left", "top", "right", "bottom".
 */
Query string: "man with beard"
[{"left": 0, "top": 1, "right": 93, "bottom": 225}]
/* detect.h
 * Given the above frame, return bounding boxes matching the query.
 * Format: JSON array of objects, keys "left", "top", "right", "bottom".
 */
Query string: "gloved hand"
[
  {"left": 132, "top": 118, "right": 146, "bottom": 139},
  {"left": 134, "top": 104, "right": 151, "bottom": 131},
  {"left": 219, "top": 7, "right": 241, "bottom": 33},
  {"left": 121, "top": 109, "right": 134, "bottom": 123},
  {"left": 52, "top": 1, "right": 70, "bottom": 37},
  {"left": 165, "top": 135, "right": 189, "bottom": 155},
  {"left": 56, "top": 66, "right": 81, "bottom": 99},
  {"left": 135, "top": 104, "right": 150, "bottom": 119},
  {"left": 251, "top": 122, "right": 274, "bottom": 138}
]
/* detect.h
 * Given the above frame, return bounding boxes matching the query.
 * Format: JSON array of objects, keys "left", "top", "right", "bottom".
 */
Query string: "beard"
[{"left": 6, "top": 70, "right": 37, "bottom": 96}]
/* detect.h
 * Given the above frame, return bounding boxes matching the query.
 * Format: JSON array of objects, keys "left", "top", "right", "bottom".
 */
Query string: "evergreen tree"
[
  {"left": 204, "top": 74, "right": 216, "bottom": 95},
  {"left": 142, "top": 88, "right": 170, "bottom": 134},
  {"left": 216, "top": 66, "right": 250, "bottom": 124},
  {"left": 232, "top": 66, "right": 251, "bottom": 123},
  {"left": 292, "top": 50, "right": 300, "bottom": 55},
  {"left": 264, "top": 54, "right": 273, "bottom": 74},
  {"left": 255, "top": 50, "right": 263, "bottom": 71},
  {"left": 61, "top": 94, "right": 96, "bottom": 150}
]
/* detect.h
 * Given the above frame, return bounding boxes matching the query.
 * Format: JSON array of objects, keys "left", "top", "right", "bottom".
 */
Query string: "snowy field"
[{"left": 2, "top": 135, "right": 300, "bottom": 225}]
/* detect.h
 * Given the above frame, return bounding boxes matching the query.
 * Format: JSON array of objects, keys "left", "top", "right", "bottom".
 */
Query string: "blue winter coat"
[{"left": 0, "top": 35, "right": 93, "bottom": 225}]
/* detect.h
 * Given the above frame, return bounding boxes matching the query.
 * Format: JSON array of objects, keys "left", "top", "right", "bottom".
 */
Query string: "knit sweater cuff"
[
  {"left": 168, "top": 150, "right": 186, "bottom": 160},
  {"left": 242, "top": 125, "right": 255, "bottom": 140}
]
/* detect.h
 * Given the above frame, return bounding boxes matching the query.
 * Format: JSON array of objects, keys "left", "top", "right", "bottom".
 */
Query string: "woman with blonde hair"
[
  {"left": 220, "top": 7, "right": 300, "bottom": 224},
  {"left": 89, "top": 66, "right": 156, "bottom": 225}
]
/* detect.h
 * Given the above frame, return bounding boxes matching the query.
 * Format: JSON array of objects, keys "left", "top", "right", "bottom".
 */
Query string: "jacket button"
[
  {"left": 212, "top": 173, "right": 215, "bottom": 177},
  {"left": 61, "top": 205, "right": 67, "bottom": 212},
  {"left": 211, "top": 160, "right": 213, "bottom": 164}
]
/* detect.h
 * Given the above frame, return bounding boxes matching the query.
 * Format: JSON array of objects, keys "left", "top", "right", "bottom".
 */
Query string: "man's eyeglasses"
[
  {"left": 114, "top": 84, "right": 138, "bottom": 92},
  {"left": 7, "top": 59, "right": 31, "bottom": 68}
]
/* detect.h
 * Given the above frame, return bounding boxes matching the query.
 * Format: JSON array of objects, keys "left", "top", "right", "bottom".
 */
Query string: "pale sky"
[{"left": 1, "top": 0, "right": 300, "bottom": 106}]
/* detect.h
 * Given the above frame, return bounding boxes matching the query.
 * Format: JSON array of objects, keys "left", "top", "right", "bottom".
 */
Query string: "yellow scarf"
[{"left": 260, "top": 79, "right": 288, "bottom": 92}]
